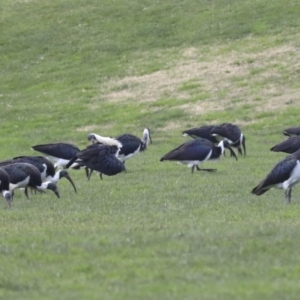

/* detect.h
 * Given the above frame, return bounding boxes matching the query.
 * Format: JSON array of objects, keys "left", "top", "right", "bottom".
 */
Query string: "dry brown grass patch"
[{"left": 95, "top": 42, "right": 300, "bottom": 118}]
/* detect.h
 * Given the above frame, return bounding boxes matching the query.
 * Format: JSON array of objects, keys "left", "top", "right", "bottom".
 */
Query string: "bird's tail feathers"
[{"left": 66, "top": 156, "right": 77, "bottom": 169}]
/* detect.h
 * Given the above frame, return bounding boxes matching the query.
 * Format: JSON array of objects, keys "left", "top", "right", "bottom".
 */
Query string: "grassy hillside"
[{"left": 1, "top": 0, "right": 300, "bottom": 299}]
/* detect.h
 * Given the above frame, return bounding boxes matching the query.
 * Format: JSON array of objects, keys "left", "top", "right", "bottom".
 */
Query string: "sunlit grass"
[{"left": 1, "top": 0, "right": 300, "bottom": 299}]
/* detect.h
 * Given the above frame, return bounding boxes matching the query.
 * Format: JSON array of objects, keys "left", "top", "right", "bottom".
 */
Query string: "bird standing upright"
[{"left": 252, "top": 148, "right": 300, "bottom": 203}]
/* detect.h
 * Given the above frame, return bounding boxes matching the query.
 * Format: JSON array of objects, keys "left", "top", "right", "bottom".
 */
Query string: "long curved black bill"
[
  {"left": 227, "top": 146, "right": 238, "bottom": 161},
  {"left": 64, "top": 174, "right": 77, "bottom": 193},
  {"left": 54, "top": 190, "right": 60, "bottom": 198}
]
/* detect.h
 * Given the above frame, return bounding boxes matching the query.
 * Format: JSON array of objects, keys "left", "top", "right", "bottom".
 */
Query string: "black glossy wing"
[
  {"left": 3, "top": 163, "right": 42, "bottom": 186},
  {"left": 116, "top": 134, "right": 142, "bottom": 156},
  {"left": 182, "top": 125, "right": 218, "bottom": 143},
  {"left": 11, "top": 156, "right": 54, "bottom": 176},
  {"left": 160, "top": 139, "right": 213, "bottom": 161},
  {"left": 32, "top": 143, "right": 80, "bottom": 159},
  {"left": 270, "top": 136, "right": 300, "bottom": 154},
  {"left": 0, "top": 159, "right": 16, "bottom": 168},
  {"left": 67, "top": 144, "right": 125, "bottom": 176},
  {"left": 283, "top": 126, "right": 300, "bottom": 137},
  {"left": 94, "top": 146, "right": 125, "bottom": 176},
  {"left": 0, "top": 168, "right": 10, "bottom": 191},
  {"left": 252, "top": 156, "right": 297, "bottom": 195},
  {"left": 211, "top": 123, "right": 241, "bottom": 143}
]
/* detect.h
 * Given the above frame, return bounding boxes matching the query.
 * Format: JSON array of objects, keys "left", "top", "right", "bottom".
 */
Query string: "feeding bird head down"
[
  {"left": 2, "top": 190, "right": 12, "bottom": 208},
  {"left": 218, "top": 140, "right": 238, "bottom": 160},
  {"left": 58, "top": 170, "right": 77, "bottom": 193},
  {"left": 39, "top": 181, "right": 60, "bottom": 198}
]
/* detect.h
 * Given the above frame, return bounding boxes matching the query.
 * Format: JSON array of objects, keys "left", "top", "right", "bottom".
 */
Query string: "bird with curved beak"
[
  {"left": 0, "top": 156, "right": 77, "bottom": 194},
  {"left": 45, "top": 169, "right": 77, "bottom": 193},
  {"left": 210, "top": 123, "right": 246, "bottom": 156},
  {"left": 2, "top": 163, "right": 60, "bottom": 200}
]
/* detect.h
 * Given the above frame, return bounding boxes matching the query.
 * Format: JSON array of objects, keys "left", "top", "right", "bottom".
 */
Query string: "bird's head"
[
  {"left": 58, "top": 170, "right": 77, "bottom": 193},
  {"left": 45, "top": 182, "right": 60, "bottom": 198},
  {"left": 2, "top": 190, "right": 12, "bottom": 208},
  {"left": 87, "top": 133, "right": 97, "bottom": 144},
  {"left": 218, "top": 140, "right": 238, "bottom": 160},
  {"left": 141, "top": 128, "right": 152, "bottom": 150}
]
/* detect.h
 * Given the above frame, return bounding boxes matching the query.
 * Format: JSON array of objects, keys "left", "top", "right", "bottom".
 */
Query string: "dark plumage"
[
  {"left": 270, "top": 136, "right": 300, "bottom": 154},
  {"left": 182, "top": 125, "right": 219, "bottom": 144},
  {"left": 0, "top": 168, "right": 12, "bottom": 207},
  {"left": 283, "top": 126, "right": 300, "bottom": 137},
  {"left": 66, "top": 144, "right": 125, "bottom": 179},
  {"left": 87, "top": 128, "right": 152, "bottom": 163},
  {"left": 160, "top": 138, "right": 237, "bottom": 173},
  {"left": 210, "top": 123, "right": 246, "bottom": 156},
  {"left": 0, "top": 156, "right": 77, "bottom": 193},
  {"left": 2, "top": 163, "right": 60, "bottom": 200},
  {"left": 32, "top": 142, "right": 81, "bottom": 168},
  {"left": 252, "top": 149, "right": 300, "bottom": 203}
]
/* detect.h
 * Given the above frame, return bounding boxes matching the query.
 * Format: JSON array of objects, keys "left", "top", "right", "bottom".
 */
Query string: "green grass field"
[{"left": 1, "top": 0, "right": 300, "bottom": 299}]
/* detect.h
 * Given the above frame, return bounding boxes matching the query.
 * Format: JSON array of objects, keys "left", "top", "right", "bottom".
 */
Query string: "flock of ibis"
[{"left": 0, "top": 124, "right": 300, "bottom": 208}]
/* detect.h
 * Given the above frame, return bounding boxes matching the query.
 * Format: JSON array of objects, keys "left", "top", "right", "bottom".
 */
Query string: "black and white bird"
[
  {"left": 0, "top": 168, "right": 13, "bottom": 207},
  {"left": 160, "top": 138, "right": 238, "bottom": 173},
  {"left": 87, "top": 128, "right": 152, "bottom": 164},
  {"left": 32, "top": 142, "right": 89, "bottom": 178},
  {"left": 66, "top": 143, "right": 125, "bottom": 180},
  {"left": 283, "top": 126, "right": 300, "bottom": 137},
  {"left": 270, "top": 136, "right": 300, "bottom": 154},
  {"left": 2, "top": 163, "right": 60, "bottom": 200},
  {"left": 210, "top": 123, "right": 246, "bottom": 156},
  {"left": 182, "top": 125, "right": 219, "bottom": 144},
  {"left": 252, "top": 149, "right": 300, "bottom": 203},
  {"left": 0, "top": 156, "right": 77, "bottom": 193},
  {"left": 32, "top": 142, "right": 82, "bottom": 169}
]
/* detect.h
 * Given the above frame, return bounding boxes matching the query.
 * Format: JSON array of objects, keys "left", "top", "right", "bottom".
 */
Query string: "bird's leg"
[
  {"left": 85, "top": 167, "right": 89, "bottom": 179},
  {"left": 285, "top": 188, "right": 292, "bottom": 204},
  {"left": 238, "top": 148, "right": 243, "bottom": 156},
  {"left": 196, "top": 165, "right": 217, "bottom": 172},
  {"left": 24, "top": 188, "right": 29, "bottom": 199},
  {"left": 99, "top": 173, "right": 103, "bottom": 180},
  {"left": 191, "top": 165, "right": 195, "bottom": 173},
  {"left": 87, "top": 169, "right": 93, "bottom": 181}
]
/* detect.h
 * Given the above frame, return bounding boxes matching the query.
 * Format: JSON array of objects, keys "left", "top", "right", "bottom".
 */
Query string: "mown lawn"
[{"left": 1, "top": 0, "right": 300, "bottom": 299}]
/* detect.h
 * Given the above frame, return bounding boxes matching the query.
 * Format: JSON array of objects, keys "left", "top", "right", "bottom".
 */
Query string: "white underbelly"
[
  {"left": 283, "top": 161, "right": 300, "bottom": 189},
  {"left": 10, "top": 176, "right": 30, "bottom": 191},
  {"left": 118, "top": 146, "right": 140, "bottom": 162}
]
